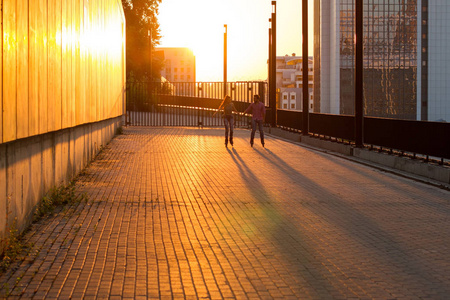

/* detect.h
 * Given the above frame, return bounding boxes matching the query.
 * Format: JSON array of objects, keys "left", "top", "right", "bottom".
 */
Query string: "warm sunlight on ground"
[{"left": 158, "top": 0, "right": 314, "bottom": 82}]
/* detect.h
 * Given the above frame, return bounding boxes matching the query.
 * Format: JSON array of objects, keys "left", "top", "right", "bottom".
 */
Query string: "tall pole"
[
  {"left": 270, "top": 1, "right": 277, "bottom": 127},
  {"left": 302, "top": 0, "right": 309, "bottom": 135},
  {"left": 224, "top": 24, "right": 227, "bottom": 97},
  {"left": 149, "top": 29, "right": 152, "bottom": 108},
  {"left": 268, "top": 23, "right": 272, "bottom": 103},
  {"left": 355, "top": 0, "right": 364, "bottom": 147}
]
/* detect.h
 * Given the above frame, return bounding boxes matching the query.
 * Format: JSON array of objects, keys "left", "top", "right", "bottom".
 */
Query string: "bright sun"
[
  {"left": 158, "top": 0, "right": 273, "bottom": 81},
  {"left": 158, "top": 0, "right": 313, "bottom": 82}
]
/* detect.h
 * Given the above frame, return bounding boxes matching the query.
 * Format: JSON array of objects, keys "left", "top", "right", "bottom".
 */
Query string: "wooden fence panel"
[
  {"left": 3, "top": 0, "right": 17, "bottom": 142},
  {"left": 38, "top": 0, "right": 48, "bottom": 135},
  {"left": 29, "top": 0, "right": 39, "bottom": 137},
  {"left": 17, "top": 0, "right": 29, "bottom": 139}
]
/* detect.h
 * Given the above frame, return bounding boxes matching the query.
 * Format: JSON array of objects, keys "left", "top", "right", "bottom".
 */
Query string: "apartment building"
[
  {"left": 276, "top": 55, "right": 314, "bottom": 112},
  {"left": 157, "top": 47, "right": 196, "bottom": 83}
]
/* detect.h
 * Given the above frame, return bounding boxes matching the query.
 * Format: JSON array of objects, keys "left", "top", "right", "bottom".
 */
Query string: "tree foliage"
[{"left": 122, "top": 0, "right": 163, "bottom": 80}]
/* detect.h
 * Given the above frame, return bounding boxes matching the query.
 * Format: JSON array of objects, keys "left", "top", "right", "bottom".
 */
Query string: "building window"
[
  {"left": 291, "top": 95, "right": 295, "bottom": 100},
  {"left": 174, "top": 68, "right": 178, "bottom": 72},
  {"left": 283, "top": 103, "right": 288, "bottom": 109},
  {"left": 291, "top": 103, "right": 296, "bottom": 109},
  {"left": 338, "top": 1, "right": 418, "bottom": 119}
]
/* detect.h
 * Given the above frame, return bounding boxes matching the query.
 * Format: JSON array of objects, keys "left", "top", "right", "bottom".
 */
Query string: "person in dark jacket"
[{"left": 243, "top": 95, "right": 266, "bottom": 147}]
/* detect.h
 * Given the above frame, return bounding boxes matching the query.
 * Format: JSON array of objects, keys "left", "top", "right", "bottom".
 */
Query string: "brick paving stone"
[{"left": 0, "top": 127, "right": 450, "bottom": 299}]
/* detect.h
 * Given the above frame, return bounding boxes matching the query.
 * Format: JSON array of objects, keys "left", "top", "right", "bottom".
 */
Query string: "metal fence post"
[
  {"left": 355, "top": 0, "right": 364, "bottom": 147},
  {"left": 270, "top": 1, "right": 277, "bottom": 127},
  {"left": 302, "top": 0, "right": 309, "bottom": 135},
  {"left": 224, "top": 25, "right": 228, "bottom": 98}
]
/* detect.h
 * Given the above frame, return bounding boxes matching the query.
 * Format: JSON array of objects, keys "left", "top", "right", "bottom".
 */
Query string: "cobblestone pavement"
[{"left": 1, "top": 127, "right": 450, "bottom": 299}]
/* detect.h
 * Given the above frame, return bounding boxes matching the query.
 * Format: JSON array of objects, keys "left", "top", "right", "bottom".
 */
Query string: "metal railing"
[
  {"left": 125, "top": 80, "right": 450, "bottom": 162},
  {"left": 126, "top": 81, "right": 268, "bottom": 128},
  {"left": 278, "top": 109, "right": 450, "bottom": 162},
  {"left": 128, "top": 81, "right": 268, "bottom": 104}
]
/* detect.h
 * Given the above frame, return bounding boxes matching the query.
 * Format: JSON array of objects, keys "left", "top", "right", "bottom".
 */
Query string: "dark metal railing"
[
  {"left": 127, "top": 106, "right": 252, "bottom": 128},
  {"left": 125, "top": 81, "right": 268, "bottom": 128},
  {"left": 277, "top": 109, "right": 450, "bottom": 161},
  {"left": 126, "top": 80, "right": 450, "bottom": 161},
  {"left": 145, "top": 81, "right": 268, "bottom": 105},
  {"left": 364, "top": 117, "right": 450, "bottom": 160},
  {"left": 310, "top": 113, "right": 355, "bottom": 141},
  {"left": 277, "top": 109, "right": 303, "bottom": 132}
]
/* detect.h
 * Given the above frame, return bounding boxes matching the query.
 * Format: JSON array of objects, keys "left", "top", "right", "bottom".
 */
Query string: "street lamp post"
[
  {"left": 302, "top": 0, "right": 309, "bottom": 134},
  {"left": 148, "top": 29, "right": 152, "bottom": 108},
  {"left": 268, "top": 21, "right": 272, "bottom": 104},
  {"left": 269, "top": 1, "right": 277, "bottom": 127},
  {"left": 224, "top": 24, "right": 227, "bottom": 97}
]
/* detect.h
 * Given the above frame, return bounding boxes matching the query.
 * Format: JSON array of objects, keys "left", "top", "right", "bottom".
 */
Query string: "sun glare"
[{"left": 158, "top": 0, "right": 314, "bottom": 82}]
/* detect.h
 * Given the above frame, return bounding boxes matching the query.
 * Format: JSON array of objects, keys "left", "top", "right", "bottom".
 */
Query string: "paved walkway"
[{"left": 1, "top": 127, "right": 450, "bottom": 299}]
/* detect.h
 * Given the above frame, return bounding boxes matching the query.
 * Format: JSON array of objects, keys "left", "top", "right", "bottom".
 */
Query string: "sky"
[{"left": 157, "top": 0, "right": 314, "bottom": 82}]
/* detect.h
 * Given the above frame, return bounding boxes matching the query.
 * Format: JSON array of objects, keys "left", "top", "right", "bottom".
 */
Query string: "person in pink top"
[{"left": 243, "top": 94, "right": 266, "bottom": 147}]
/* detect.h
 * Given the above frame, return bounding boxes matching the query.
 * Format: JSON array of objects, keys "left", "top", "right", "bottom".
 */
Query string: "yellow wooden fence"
[{"left": 1, "top": 0, "right": 126, "bottom": 144}]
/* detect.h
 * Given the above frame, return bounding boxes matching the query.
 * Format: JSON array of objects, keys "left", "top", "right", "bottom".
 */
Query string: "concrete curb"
[{"left": 264, "top": 127, "right": 450, "bottom": 189}]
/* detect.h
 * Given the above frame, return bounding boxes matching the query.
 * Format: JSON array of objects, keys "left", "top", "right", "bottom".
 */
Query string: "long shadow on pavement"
[
  {"left": 252, "top": 146, "right": 449, "bottom": 296},
  {"left": 226, "top": 147, "right": 353, "bottom": 297}
]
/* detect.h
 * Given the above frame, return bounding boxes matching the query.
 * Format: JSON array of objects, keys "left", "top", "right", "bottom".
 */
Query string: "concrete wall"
[
  {"left": 1, "top": 0, "right": 125, "bottom": 252},
  {"left": 0, "top": 118, "right": 120, "bottom": 245}
]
